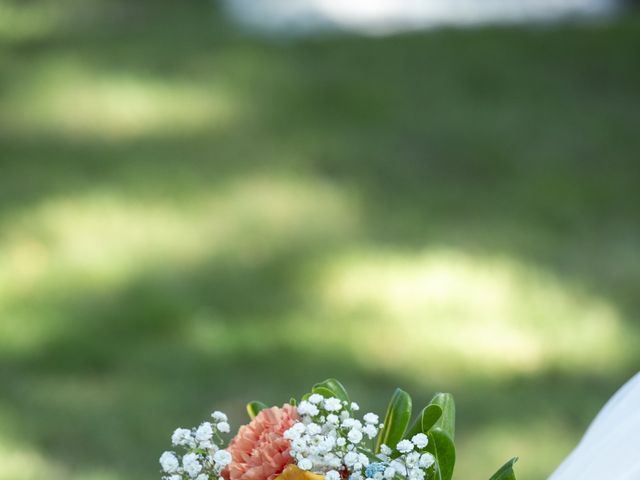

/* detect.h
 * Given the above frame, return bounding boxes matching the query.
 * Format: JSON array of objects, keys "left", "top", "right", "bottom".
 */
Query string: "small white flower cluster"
[
  {"left": 284, "top": 394, "right": 380, "bottom": 479},
  {"left": 286, "top": 394, "right": 436, "bottom": 480},
  {"left": 160, "top": 411, "right": 233, "bottom": 480},
  {"left": 374, "top": 434, "right": 435, "bottom": 480}
]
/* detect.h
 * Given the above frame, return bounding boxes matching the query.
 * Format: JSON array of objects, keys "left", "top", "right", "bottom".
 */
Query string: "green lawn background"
[{"left": 0, "top": 1, "right": 639, "bottom": 479}]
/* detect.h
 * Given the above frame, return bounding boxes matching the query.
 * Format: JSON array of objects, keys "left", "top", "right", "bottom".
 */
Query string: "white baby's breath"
[
  {"left": 307, "top": 423, "right": 322, "bottom": 435},
  {"left": 160, "top": 451, "right": 180, "bottom": 473},
  {"left": 363, "top": 424, "right": 378, "bottom": 439},
  {"left": 347, "top": 428, "right": 363, "bottom": 444},
  {"left": 196, "top": 423, "right": 214, "bottom": 445},
  {"left": 408, "top": 467, "right": 425, "bottom": 480},
  {"left": 326, "top": 470, "right": 340, "bottom": 480},
  {"left": 213, "top": 450, "right": 232, "bottom": 466},
  {"left": 163, "top": 388, "right": 440, "bottom": 480},
  {"left": 411, "top": 433, "right": 428, "bottom": 449},
  {"left": 342, "top": 418, "right": 362, "bottom": 430},
  {"left": 363, "top": 413, "right": 379, "bottom": 425},
  {"left": 344, "top": 451, "right": 359, "bottom": 466},
  {"left": 216, "top": 422, "right": 230, "bottom": 433},
  {"left": 183, "top": 452, "right": 202, "bottom": 478},
  {"left": 419, "top": 453, "right": 435, "bottom": 468},
  {"left": 396, "top": 440, "right": 414, "bottom": 453},
  {"left": 324, "top": 397, "right": 342, "bottom": 412},
  {"left": 211, "top": 411, "right": 228, "bottom": 422},
  {"left": 298, "top": 400, "right": 320, "bottom": 417},
  {"left": 164, "top": 409, "right": 231, "bottom": 480},
  {"left": 299, "top": 458, "right": 313, "bottom": 470},
  {"left": 172, "top": 428, "right": 195, "bottom": 447}
]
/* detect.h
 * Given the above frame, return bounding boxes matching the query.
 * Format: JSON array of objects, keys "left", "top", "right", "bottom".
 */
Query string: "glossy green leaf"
[
  {"left": 404, "top": 404, "right": 443, "bottom": 441},
  {"left": 489, "top": 457, "right": 518, "bottom": 480},
  {"left": 422, "top": 404, "right": 444, "bottom": 433},
  {"left": 430, "top": 393, "right": 455, "bottom": 440},
  {"left": 375, "top": 388, "right": 412, "bottom": 453},
  {"left": 312, "top": 378, "right": 350, "bottom": 402},
  {"left": 246, "top": 401, "right": 268, "bottom": 419},
  {"left": 312, "top": 386, "right": 337, "bottom": 400},
  {"left": 426, "top": 428, "right": 456, "bottom": 480}
]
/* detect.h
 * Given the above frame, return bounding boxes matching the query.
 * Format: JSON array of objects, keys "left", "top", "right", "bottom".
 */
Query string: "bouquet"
[{"left": 160, "top": 379, "right": 518, "bottom": 480}]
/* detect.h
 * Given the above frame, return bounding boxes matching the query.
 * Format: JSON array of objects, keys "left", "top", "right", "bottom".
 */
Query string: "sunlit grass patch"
[
  {"left": 0, "top": 60, "right": 238, "bottom": 140},
  {"left": 0, "top": 175, "right": 357, "bottom": 354},
  {"left": 0, "top": 1, "right": 67, "bottom": 43},
  {"left": 0, "top": 442, "right": 65, "bottom": 480},
  {"left": 315, "top": 249, "right": 631, "bottom": 380},
  {"left": 456, "top": 418, "right": 576, "bottom": 480},
  {"left": 0, "top": 440, "right": 121, "bottom": 480}
]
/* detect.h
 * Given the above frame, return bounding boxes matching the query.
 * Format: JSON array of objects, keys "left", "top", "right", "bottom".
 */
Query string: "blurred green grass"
[{"left": 1, "top": 1, "right": 639, "bottom": 479}]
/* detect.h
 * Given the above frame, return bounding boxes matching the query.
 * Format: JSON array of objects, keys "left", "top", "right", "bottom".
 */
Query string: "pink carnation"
[{"left": 225, "top": 404, "right": 299, "bottom": 480}]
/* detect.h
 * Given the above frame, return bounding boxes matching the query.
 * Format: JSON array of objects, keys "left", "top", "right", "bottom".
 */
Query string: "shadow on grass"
[
  {"left": 0, "top": 242, "right": 636, "bottom": 479},
  {"left": 1, "top": 1, "right": 640, "bottom": 479}
]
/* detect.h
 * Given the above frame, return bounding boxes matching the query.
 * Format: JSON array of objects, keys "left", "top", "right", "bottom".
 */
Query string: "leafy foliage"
[
  {"left": 246, "top": 401, "right": 268, "bottom": 419},
  {"left": 404, "top": 404, "right": 443, "bottom": 441},
  {"left": 489, "top": 458, "right": 519, "bottom": 480},
  {"left": 312, "top": 379, "right": 350, "bottom": 403},
  {"left": 375, "top": 388, "right": 413, "bottom": 454},
  {"left": 375, "top": 387, "right": 513, "bottom": 480}
]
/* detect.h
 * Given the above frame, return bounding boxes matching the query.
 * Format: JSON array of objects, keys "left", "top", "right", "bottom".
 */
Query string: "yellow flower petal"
[{"left": 277, "top": 464, "right": 325, "bottom": 480}]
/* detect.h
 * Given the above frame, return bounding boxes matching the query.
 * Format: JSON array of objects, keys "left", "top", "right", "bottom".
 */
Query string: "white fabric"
[
  {"left": 549, "top": 372, "right": 640, "bottom": 480},
  {"left": 222, "top": 0, "right": 618, "bottom": 36}
]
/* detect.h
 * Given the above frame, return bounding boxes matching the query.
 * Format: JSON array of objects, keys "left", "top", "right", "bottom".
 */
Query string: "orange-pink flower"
[{"left": 225, "top": 404, "right": 299, "bottom": 480}]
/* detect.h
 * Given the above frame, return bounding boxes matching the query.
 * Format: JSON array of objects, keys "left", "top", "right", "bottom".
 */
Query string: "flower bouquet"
[{"left": 160, "top": 379, "right": 517, "bottom": 480}]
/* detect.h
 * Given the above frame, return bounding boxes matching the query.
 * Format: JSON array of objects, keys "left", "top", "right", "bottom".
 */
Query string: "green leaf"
[
  {"left": 422, "top": 404, "right": 444, "bottom": 433},
  {"left": 312, "top": 378, "right": 350, "bottom": 403},
  {"left": 430, "top": 393, "right": 455, "bottom": 440},
  {"left": 404, "top": 404, "right": 443, "bottom": 441},
  {"left": 489, "top": 458, "right": 518, "bottom": 480},
  {"left": 246, "top": 401, "right": 268, "bottom": 419},
  {"left": 375, "top": 388, "right": 412, "bottom": 453},
  {"left": 426, "top": 428, "right": 456, "bottom": 480},
  {"left": 423, "top": 393, "right": 456, "bottom": 480},
  {"left": 289, "top": 397, "right": 297, "bottom": 406}
]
